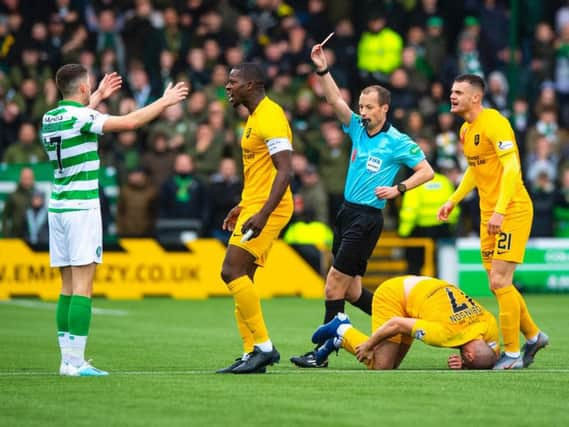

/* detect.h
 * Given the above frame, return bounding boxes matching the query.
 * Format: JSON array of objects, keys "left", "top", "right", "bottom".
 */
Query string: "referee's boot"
[
  {"left": 290, "top": 349, "right": 328, "bottom": 368},
  {"left": 231, "top": 346, "right": 280, "bottom": 374}
]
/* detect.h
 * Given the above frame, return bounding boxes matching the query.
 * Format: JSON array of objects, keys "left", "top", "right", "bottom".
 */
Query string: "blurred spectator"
[
  {"left": 188, "top": 122, "right": 225, "bottom": 180},
  {"left": 511, "top": 98, "right": 530, "bottom": 160},
  {"left": 526, "top": 107, "right": 569, "bottom": 162},
  {"left": 158, "top": 153, "right": 209, "bottom": 233},
  {"left": 485, "top": 70, "right": 510, "bottom": 117},
  {"left": 357, "top": 13, "right": 403, "bottom": 85},
  {"left": 314, "top": 120, "right": 349, "bottom": 221},
  {"left": 554, "top": 165, "right": 569, "bottom": 237},
  {"left": 555, "top": 22, "right": 569, "bottom": 127},
  {"left": 24, "top": 190, "right": 49, "bottom": 245},
  {"left": 93, "top": 8, "right": 126, "bottom": 76},
  {"left": 304, "top": 0, "right": 333, "bottom": 43},
  {"left": 185, "top": 47, "right": 210, "bottom": 90},
  {"left": 434, "top": 105, "right": 459, "bottom": 170},
  {"left": 404, "top": 110, "right": 433, "bottom": 142},
  {"left": 204, "top": 63, "right": 228, "bottom": 102},
  {"left": 141, "top": 131, "right": 176, "bottom": 189},
  {"left": 479, "top": 0, "right": 509, "bottom": 72},
  {"left": 297, "top": 163, "right": 329, "bottom": 225},
  {"left": 529, "top": 171, "right": 556, "bottom": 237},
  {"left": 116, "top": 167, "right": 158, "bottom": 237},
  {"left": 127, "top": 63, "right": 158, "bottom": 108},
  {"left": 109, "top": 130, "right": 141, "bottom": 184},
  {"left": 150, "top": 102, "right": 192, "bottom": 152},
  {"left": 207, "top": 157, "right": 242, "bottom": 244},
  {"left": 401, "top": 46, "right": 429, "bottom": 95},
  {"left": 2, "top": 122, "right": 47, "bottom": 164},
  {"left": 398, "top": 170, "right": 459, "bottom": 275},
  {"left": 533, "top": 80, "right": 559, "bottom": 118},
  {"left": 388, "top": 68, "right": 418, "bottom": 126},
  {"left": 0, "top": 101, "right": 22, "bottom": 160},
  {"left": 2, "top": 167, "right": 34, "bottom": 237},
  {"left": 8, "top": 44, "right": 52, "bottom": 89},
  {"left": 530, "top": 22, "right": 556, "bottom": 86},
  {"left": 424, "top": 16, "right": 446, "bottom": 77},
  {"left": 442, "top": 31, "right": 483, "bottom": 89},
  {"left": 525, "top": 135, "right": 560, "bottom": 186},
  {"left": 122, "top": 0, "right": 162, "bottom": 71}
]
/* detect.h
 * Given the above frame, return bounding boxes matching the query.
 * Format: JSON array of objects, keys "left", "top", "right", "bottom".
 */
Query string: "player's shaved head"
[
  {"left": 233, "top": 62, "right": 266, "bottom": 87},
  {"left": 56, "top": 64, "right": 88, "bottom": 97},
  {"left": 454, "top": 74, "right": 486, "bottom": 94},
  {"left": 460, "top": 340, "right": 497, "bottom": 369}
]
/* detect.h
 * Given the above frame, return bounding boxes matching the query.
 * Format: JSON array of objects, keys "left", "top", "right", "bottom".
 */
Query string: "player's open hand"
[
  {"left": 97, "top": 72, "right": 122, "bottom": 99},
  {"left": 222, "top": 205, "right": 242, "bottom": 232},
  {"left": 374, "top": 185, "right": 400, "bottom": 200},
  {"left": 447, "top": 354, "right": 464, "bottom": 369},
  {"left": 437, "top": 201, "right": 455, "bottom": 222},
  {"left": 487, "top": 212, "right": 504, "bottom": 235},
  {"left": 162, "top": 82, "right": 189, "bottom": 106}
]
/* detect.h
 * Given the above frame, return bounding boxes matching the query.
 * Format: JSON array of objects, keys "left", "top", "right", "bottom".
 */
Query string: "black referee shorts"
[{"left": 331, "top": 201, "right": 384, "bottom": 277}]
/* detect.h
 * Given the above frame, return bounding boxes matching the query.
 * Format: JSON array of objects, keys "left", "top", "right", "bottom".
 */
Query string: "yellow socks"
[
  {"left": 342, "top": 327, "right": 374, "bottom": 369},
  {"left": 235, "top": 307, "right": 255, "bottom": 354},
  {"left": 513, "top": 286, "right": 540, "bottom": 340},
  {"left": 494, "top": 285, "right": 521, "bottom": 354},
  {"left": 227, "top": 276, "right": 270, "bottom": 345}
]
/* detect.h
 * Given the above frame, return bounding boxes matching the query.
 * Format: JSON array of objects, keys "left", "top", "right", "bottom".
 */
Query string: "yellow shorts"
[
  {"left": 372, "top": 278, "right": 413, "bottom": 345},
  {"left": 228, "top": 206, "right": 292, "bottom": 267},
  {"left": 480, "top": 202, "right": 533, "bottom": 269}
]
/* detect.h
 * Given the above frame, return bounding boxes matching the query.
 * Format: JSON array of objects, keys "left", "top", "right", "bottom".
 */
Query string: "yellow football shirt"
[
  {"left": 240, "top": 96, "right": 293, "bottom": 213},
  {"left": 406, "top": 277, "right": 499, "bottom": 351},
  {"left": 460, "top": 108, "right": 531, "bottom": 214}
]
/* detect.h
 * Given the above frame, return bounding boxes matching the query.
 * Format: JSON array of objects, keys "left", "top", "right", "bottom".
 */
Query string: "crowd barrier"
[{"left": 0, "top": 239, "right": 324, "bottom": 300}]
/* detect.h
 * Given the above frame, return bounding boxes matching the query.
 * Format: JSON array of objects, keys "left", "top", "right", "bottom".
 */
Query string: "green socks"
[
  {"left": 69, "top": 295, "right": 92, "bottom": 337},
  {"left": 56, "top": 294, "right": 71, "bottom": 333}
]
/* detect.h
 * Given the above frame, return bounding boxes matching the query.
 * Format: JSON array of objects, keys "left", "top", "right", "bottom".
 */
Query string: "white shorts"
[{"left": 48, "top": 208, "right": 103, "bottom": 267}]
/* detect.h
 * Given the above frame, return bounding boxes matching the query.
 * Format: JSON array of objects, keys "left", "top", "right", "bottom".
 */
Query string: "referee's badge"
[{"left": 366, "top": 155, "right": 382, "bottom": 172}]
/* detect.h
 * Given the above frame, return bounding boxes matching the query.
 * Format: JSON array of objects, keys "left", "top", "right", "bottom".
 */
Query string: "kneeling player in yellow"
[{"left": 311, "top": 275, "right": 500, "bottom": 370}]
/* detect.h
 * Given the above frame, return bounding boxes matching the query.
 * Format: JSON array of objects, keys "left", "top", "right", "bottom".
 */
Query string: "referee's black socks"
[
  {"left": 324, "top": 299, "right": 345, "bottom": 323},
  {"left": 350, "top": 287, "right": 373, "bottom": 315}
]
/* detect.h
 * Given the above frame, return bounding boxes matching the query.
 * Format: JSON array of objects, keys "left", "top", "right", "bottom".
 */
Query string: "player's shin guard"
[
  {"left": 494, "top": 285, "right": 521, "bottom": 354},
  {"left": 512, "top": 286, "right": 540, "bottom": 340},
  {"left": 350, "top": 287, "right": 373, "bottom": 315},
  {"left": 235, "top": 307, "right": 255, "bottom": 354},
  {"left": 228, "top": 276, "right": 270, "bottom": 344}
]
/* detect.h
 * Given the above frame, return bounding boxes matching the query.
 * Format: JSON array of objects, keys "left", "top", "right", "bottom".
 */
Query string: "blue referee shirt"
[{"left": 342, "top": 113, "right": 425, "bottom": 209}]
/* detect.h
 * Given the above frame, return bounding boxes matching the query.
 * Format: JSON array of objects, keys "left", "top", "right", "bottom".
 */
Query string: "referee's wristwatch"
[{"left": 397, "top": 183, "right": 407, "bottom": 194}]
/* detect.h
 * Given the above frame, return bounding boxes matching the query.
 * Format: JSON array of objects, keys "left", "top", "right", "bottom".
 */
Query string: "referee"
[{"left": 291, "top": 41, "right": 434, "bottom": 368}]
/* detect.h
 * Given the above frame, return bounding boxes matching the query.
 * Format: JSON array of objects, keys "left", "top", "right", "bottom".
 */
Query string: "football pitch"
[{"left": 1, "top": 295, "right": 568, "bottom": 427}]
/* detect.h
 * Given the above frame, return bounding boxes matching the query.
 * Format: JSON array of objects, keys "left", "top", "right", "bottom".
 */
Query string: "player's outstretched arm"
[
  {"left": 88, "top": 72, "right": 122, "bottom": 109},
  {"left": 310, "top": 44, "right": 352, "bottom": 126},
  {"left": 356, "top": 317, "right": 417, "bottom": 362},
  {"left": 103, "top": 82, "right": 189, "bottom": 133}
]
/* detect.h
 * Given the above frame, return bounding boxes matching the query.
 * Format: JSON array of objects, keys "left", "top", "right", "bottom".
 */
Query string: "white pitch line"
[
  {"left": 0, "top": 300, "right": 128, "bottom": 316},
  {"left": 1, "top": 369, "right": 568, "bottom": 377}
]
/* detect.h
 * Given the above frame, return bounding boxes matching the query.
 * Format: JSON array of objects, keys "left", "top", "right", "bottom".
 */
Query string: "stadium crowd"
[{"left": 1, "top": 0, "right": 568, "bottom": 249}]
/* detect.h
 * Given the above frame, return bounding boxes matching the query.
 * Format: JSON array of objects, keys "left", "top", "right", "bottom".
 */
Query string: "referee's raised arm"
[{"left": 310, "top": 43, "right": 352, "bottom": 126}]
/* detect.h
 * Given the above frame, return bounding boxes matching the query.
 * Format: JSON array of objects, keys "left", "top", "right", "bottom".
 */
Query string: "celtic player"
[{"left": 42, "top": 64, "right": 188, "bottom": 376}]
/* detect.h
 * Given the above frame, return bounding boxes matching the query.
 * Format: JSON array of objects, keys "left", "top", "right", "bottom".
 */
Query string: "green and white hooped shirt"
[{"left": 41, "top": 100, "right": 109, "bottom": 212}]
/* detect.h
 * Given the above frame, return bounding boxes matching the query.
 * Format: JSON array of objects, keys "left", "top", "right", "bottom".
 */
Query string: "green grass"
[{"left": 1, "top": 295, "right": 568, "bottom": 427}]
